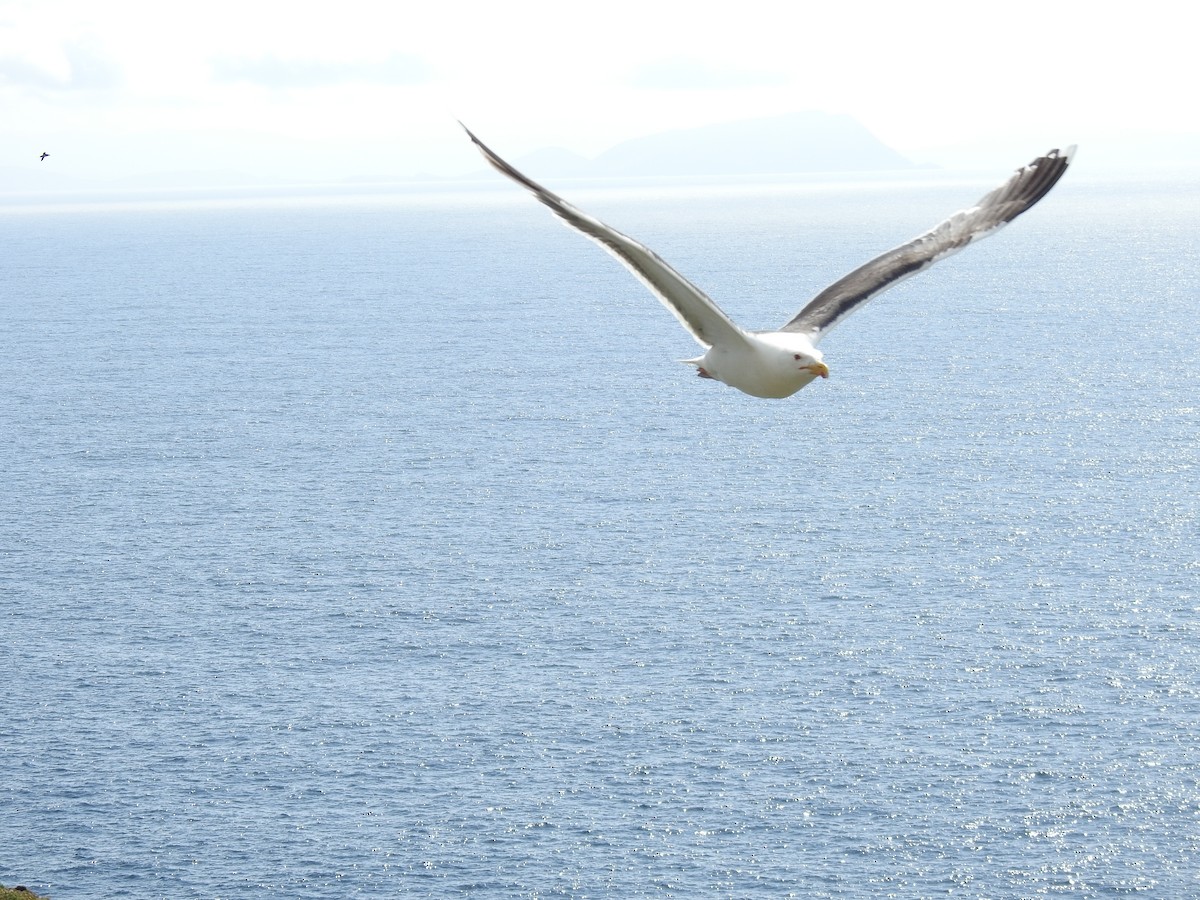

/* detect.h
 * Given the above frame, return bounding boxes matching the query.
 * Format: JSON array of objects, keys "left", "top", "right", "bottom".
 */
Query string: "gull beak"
[{"left": 806, "top": 362, "right": 830, "bottom": 379}]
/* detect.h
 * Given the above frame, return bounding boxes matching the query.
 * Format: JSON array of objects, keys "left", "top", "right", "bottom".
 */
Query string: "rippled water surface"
[{"left": 2, "top": 171, "right": 1198, "bottom": 897}]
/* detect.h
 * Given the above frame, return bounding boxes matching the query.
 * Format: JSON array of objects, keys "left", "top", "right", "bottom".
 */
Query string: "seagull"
[
  {"left": 40, "top": 152, "right": 49, "bottom": 161},
  {"left": 463, "top": 124, "right": 1074, "bottom": 399}
]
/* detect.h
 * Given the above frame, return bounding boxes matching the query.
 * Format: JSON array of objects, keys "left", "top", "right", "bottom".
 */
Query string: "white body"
[{"left": 689, "top": 331, "right": 827, "bottom": 399}]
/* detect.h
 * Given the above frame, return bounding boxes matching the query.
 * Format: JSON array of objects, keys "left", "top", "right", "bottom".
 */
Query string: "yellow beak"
[{"left": 806, "top": 362, "right": 830, "bottom": 379}]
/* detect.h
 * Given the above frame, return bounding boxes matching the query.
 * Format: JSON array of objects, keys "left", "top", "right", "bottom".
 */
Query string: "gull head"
[
  {"left": 796, "top": 355, "right": 830, "bottom": 380},
  {"left": 759, "top": 330, "right": 829, "bottom": 384}
]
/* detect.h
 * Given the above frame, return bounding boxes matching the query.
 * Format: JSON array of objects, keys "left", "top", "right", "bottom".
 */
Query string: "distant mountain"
[
  {"left": 0, "top": 112, "right": 919, "bottom": 198},
  {"left": 493, "top": 112, "right": 915, "bottom": 180},
  {"left": 589, "top": 112, "right": 915, "bottom": 176}
]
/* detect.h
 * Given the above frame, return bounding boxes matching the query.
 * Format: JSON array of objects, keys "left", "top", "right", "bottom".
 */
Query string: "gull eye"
[{"left": 794, "top": 354, "right": 803, "bottom": 361}]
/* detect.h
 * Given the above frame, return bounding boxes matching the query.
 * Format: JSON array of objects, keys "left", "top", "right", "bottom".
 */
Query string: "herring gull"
[{"left": 464, "top": 124, "right": 1074, "bottom": 399}]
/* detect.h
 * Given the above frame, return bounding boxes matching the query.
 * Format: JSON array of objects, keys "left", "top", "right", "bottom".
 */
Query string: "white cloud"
[
  {"left": 62, "top": 37, "right": 122, "bottom": 89},
  {"left": 0, "top": 54, "right": 58, "bottom": 88},
  {"left": 0, "top": 37, "right": 120, "bottom": 90},
  {"left": 629, "top": 59, "right": 788, "bottom": 91},
  {"left": 211, "top": 52, "right": 433, "bottom": 89}
]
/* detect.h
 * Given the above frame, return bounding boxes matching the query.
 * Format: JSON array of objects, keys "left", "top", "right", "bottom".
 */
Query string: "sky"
[{"left": 2, "top": 0, "right": 1198, "bottom": 188}]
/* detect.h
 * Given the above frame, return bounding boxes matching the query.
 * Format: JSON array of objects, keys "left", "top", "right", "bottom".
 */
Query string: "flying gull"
[{"left": 463, "top": 124, "right": 1074, "bottom": 399}]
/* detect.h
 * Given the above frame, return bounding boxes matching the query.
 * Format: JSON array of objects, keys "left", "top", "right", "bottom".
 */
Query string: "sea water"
[{"left": 1, "top": 169, "right": 1198, "bottom": 897}]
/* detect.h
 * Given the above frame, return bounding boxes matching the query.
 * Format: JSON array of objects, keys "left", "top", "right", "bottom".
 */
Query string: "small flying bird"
[
  {"left": 463, "top": 124, "right": 1074, "bottom": 399},
  {"left": 40, "top": 152, "right": 49, "bottom": 161}
]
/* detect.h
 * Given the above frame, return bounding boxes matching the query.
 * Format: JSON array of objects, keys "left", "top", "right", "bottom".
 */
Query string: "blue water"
[{"left": 2, "top": 170, "right": 1198, "bottom": 898}]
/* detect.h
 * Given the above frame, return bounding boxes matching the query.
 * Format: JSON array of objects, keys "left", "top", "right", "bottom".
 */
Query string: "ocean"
[{"left": 1, "top": 167, "right": 1197, "bottom": 897}]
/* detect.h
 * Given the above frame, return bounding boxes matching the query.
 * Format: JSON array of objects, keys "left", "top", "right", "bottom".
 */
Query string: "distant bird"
[
  {"left": 463, "top": 124, "right": 1074, "bottom": 399},
  {"left": 40, "top": 152, "right": 49, "bottom": 161}
]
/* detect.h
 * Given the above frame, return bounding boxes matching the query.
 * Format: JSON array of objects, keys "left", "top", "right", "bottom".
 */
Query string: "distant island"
[
  {"left": 499, "top": 111, "right": 917, "bottom": 179},
  {"left": 0, "top": 111, "right": 919, "bottom": 196}
]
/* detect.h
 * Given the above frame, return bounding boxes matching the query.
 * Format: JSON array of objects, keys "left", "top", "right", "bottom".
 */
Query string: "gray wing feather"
[
  {"left": 463, "top": 124, "right": 749, "bottom": 350},
  {"left": 780, "top": 146, "right": 1075, "bottom": 340}
]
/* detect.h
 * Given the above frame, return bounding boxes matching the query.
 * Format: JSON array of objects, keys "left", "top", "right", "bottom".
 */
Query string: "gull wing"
[
  {"left": 463, "top": 124, "right": 750, "bottom": 350},
  {"left": 780, "top": 146, "right": 1075, "bottom": 341}
]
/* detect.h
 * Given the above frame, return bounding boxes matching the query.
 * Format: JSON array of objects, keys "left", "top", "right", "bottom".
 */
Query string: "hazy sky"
[{"left": 2, "top": 0, "right": 1196, "bottom": 184}]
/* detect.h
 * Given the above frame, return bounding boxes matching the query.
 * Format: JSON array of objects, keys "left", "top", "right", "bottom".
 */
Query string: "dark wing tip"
[
  {"left": 459, "top": 122, "right": 558, "bottom": 201},
  {"left": 778, "top": 143, "right": 1076, "bottom": 339},
  {"left": 460, "top": 121, "right": 493, "bottom": 162},
  {"left": 994, "top": 145, "right": 1076, "bottom": 221},
  {"left": 459, "top": 121, "right": 502, "bottom": 169}
]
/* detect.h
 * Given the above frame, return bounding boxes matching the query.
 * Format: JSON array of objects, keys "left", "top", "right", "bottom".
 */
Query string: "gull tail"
[{"left": 682, "top": 356, "right": 714, "bottom": 379}]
